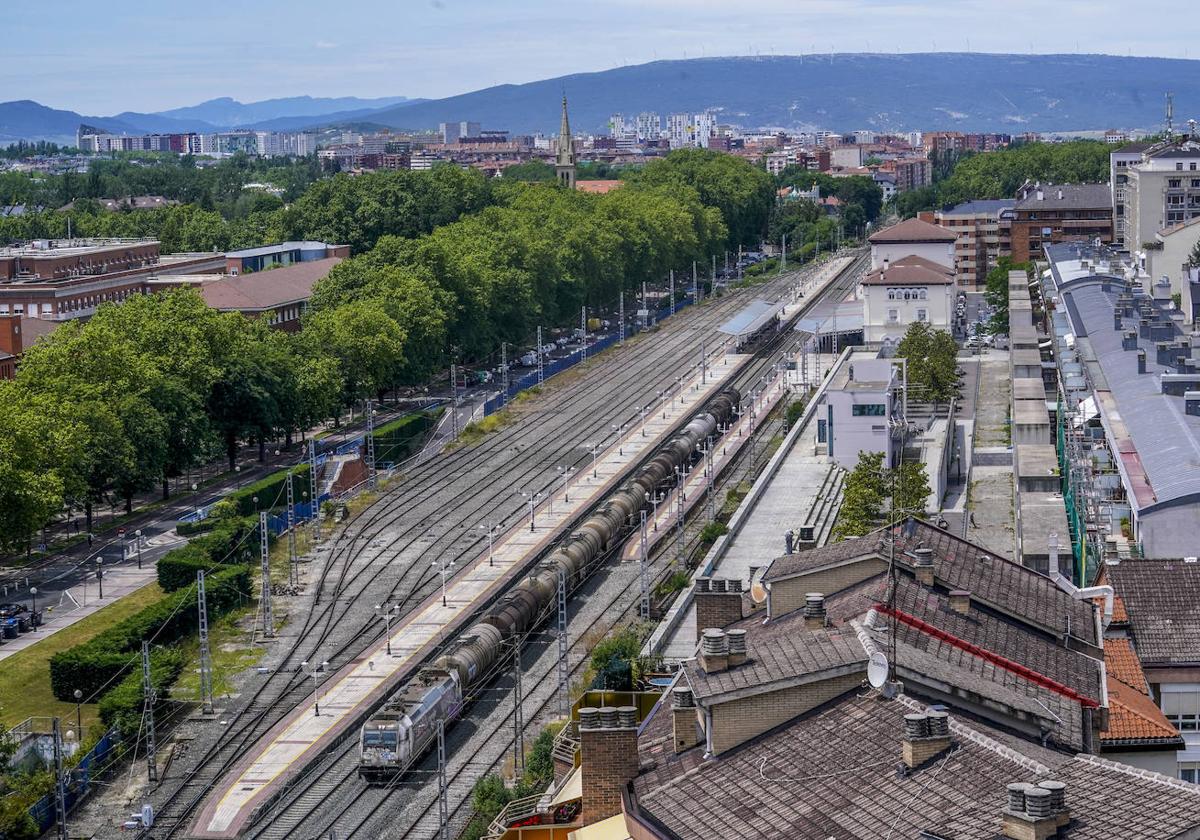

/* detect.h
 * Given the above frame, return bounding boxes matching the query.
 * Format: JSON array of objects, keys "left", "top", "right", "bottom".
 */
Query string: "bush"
[
  {"left": 175, "top": 518, "right": 216, "bottom": 537},
  {"left": 50, "top": 566, "right": 250, "bottom": 702},
  {"left": 699, "top": 521, "right": 729, "bottom": 544},
  {"left": 157, "top": 516, "right": 258, "bottom": 591},
  {"left": 226, "top": 464, "right": 311, "bottom": 516},
  {"left": 97, "top": 647, "right": 187, "bottom": 738},
  {"left": 375, "top": 410, "right": 438, "bottom": 465}
]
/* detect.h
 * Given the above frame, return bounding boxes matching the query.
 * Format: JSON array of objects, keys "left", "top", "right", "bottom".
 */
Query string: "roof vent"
[
  {"left": 726, "top": 578, "right": 743, "bottom": 593},
  {"left": 949, "top": 590, "right": 971, "bottom": 615},
  {"left": 617, "top": 706, "right": 638, "bottom": 728},
  {"left": 700, "top": 628, "right": 729, "bottom": 673},
  {"left": 579, "top": 707, "right": 601, "bottom": 730},
  {"left": 914, "top": 548, "right": 935, "bottom": 585},
  {"left": 804, "top": 593, "right": 827, "bottom": 629},
  {"left": 1002, "top": 779, "right": 1070, "bottom": 838},
  {"left": 598, "top": 707, "right": 619, "bottom": 728},
  {"left": 726, "top": 629, "right": 748, "bottom": 666},
  {"left": 902, "top": 710, "right": 952, "bottom": 769},
  {"left": 695, "top": 577, "right": 712, "bottom": 593},
  {"left": 672, "top": 687, "right": 695, "bottom": 709}
]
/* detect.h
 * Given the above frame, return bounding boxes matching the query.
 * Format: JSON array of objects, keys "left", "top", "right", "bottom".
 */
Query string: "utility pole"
[
  {"left": 537, "top": 326, "right": 544, "bottom": 385},
  {"left": 701, "top": 341, "right": 707, "bottom": 385},
  {"left": 436, "top": 718, "right": 449, "bottom": 840},
  {"left": 259, "top": 512, "right": 273, "bottom": 639},
  {"left": 308, "top": 438, "right": 319, "bottom": 544},
  {"left": 780, "top": 232, "right": 787, "bottom": 272},
  {"left": 53, "top": 717, "right": 67, "bottom": 840},
  {"left": 501, "top": 342, "right": 509, "bottom": 399},
  {"left": 512, "top": 641, "right": 525, "bottom": 774},
  {"left": 581, "top": 306, "right": 587, "bottom": 362},
  {"left": 639, "top": 510, "right": 649, "bottom": 620},
  {"left": 676, "top": 485, "right": 685, "bottom": 562},
  {"left": 286, "top": 473, "right": 296, "bottom": 586},
  {"left": 450, "top": 363, "right": 459, "bottom": 441},
  {"left": 557, "top": 566, "right": 568, "bottom": 719},
  {"left": 142, "top": 641, "right": 158, "bottom": 783},
  {"left": 669, "top": 270, "right": 676, "bottom": 316},
  {"left": 618, "top": 291, "right": 625, "bottom": 343},
  {"left": 198, "top": 571, "right": 214, "bottom": 714},
  {"left": 692, "top": 261, "right": 698, "bottom": 301},
  {"left": 365, "top": 398, "right": 376, "bottom": 489}
]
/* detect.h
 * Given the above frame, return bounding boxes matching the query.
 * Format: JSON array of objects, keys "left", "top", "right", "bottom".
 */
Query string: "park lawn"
[{"left": 0, "top": 582, "right": 167, "bottom": 729}]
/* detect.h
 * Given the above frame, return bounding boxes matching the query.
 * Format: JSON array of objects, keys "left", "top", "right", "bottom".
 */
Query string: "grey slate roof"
[
  {"left": 683, "top": 628, "right": 866, "bottom": 702},
  {"left": 1014, "top": 182, "right": 1112, "bottom": 211},
  {"left": 940, "top": 198, "right": 1016, "bottom": 216},
  {"left": 1108, "top": 560, "right": 1200, "bottom": 666}
]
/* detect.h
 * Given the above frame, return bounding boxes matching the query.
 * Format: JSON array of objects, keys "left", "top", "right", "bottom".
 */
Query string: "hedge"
[
  {"left": 375, "top": 410, "right": 439, "bottom": 465},
  {"left": 98, "top": 647, "right": 187, "bottom": 739},
  {"left": 157, "top": 517, "right": 259, "bottom": 592},
  {"left": 50, "top": 565, "right": 251, "bottom": 703},
  {"left": 226, "top": 463, "right": 312, "bottom": 517}
]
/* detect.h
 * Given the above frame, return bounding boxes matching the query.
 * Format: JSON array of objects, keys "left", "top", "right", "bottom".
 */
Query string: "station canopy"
[{"left": 719, "top": 299, "right": 784, "bottom": 338}]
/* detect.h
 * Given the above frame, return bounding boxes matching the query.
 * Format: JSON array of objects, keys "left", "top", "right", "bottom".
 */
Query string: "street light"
[
  {"left": 235, "top": 465, "right": 242, "bottom": 489},
  {"left": 557, "top": 466, "right": 574, "bottom": 505},
  {"left": 645, "top": 491, "right": 660, "bottom": 532},
  {"left": 29, "top": 587, "right": 37, "bottom": 630},
  {"left": 588, "top": 442, "right": 600, "bottom": 479},
  {"left": 300, "top": 660, "right": 329, "bottom": 716},
  {"left": 479, "top": 522, "right": 498, "bottom": 567},
  {"left": 95, "top": 559, "right": 104, "bottom": 599},
  {"left": 374, "top": 604, "right": 398, "bottom": 655},
  {"left": 252, "top": 496, "right": 259, "bottom": 513},
  {"left": 134, "top": 529, "right": 142, "bottom": 570},
  {"left": 73, "top": 689, "right": 83, "bottom": 739},
  {"left": 431, "top": 557, "right": 455, "bottom": 607},
  {"left": 520, "top": 490, "right": 542, "bottom": 532}
]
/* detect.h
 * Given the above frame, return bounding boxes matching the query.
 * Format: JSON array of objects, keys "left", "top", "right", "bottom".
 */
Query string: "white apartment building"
[
  {"left": 635, "top": 112, "right": 661, "bottom": 142},
  {"left": 817, "top": 353, "right": 902, "bottom": 471},
  {"left": 859, "top": 255, "right": 955, "bottom": 344},
  {"left": 608, "top": 114, "right": 626, "bottom": 137},
  {"left": 1122, "top": 136, "right": 1200, "bottom": 261},
  {"left": 692, "top": 111, "right": 716, "bottom": 146},
  {"left": 1110, "top": 143, "right": 1150, "bottom": 249},
  {"left": 666, "top": 113, "right": 691, "bottom": 149}
]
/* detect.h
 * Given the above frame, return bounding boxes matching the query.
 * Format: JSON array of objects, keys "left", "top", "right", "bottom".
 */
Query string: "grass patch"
[
  {"left": 174, "top": 606, "right": 266, "bottom": 701},
  {"left": 0, "top": 583, "right": 167, "bottom": 729},
  {"left": 449, "top": 408, "right": 514, "bottom": 450}
]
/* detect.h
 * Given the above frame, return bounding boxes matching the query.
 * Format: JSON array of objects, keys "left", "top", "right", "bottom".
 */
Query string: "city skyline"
[{"left": 8, "top": 0, "right": 1200, "bottom": 114}]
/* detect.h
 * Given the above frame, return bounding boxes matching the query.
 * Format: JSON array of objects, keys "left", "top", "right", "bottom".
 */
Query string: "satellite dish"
[{"left": 867, "top": 651, "right": 889, "bottom": 689}]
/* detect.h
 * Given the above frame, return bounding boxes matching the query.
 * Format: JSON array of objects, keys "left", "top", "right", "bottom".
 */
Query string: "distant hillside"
[
  {"left": 155, "top": 95, "right": 419, "bottom": 128},
  {"left": 364, "top": 53, "right": 1200, "bottom": 134},
  {"left": 0, "top": 100, "right": 137, "bottom": 145}
]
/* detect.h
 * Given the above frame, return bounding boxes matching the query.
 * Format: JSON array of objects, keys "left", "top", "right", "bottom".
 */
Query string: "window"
[
  {"left": 1168, "top": 714, "right": 1200, "bottom": 732},
  {"left": 1193, "top": 163, "right": 1199, "bottom": 171},
  {"left": 817, "top": 418, "right": 827, "bottom": 443},
  {"left": 1170, "top": 179, "right": 1182, "bottom": 188},
  {"left": 887, "top": 308, "right": 899, "bottom": 323},
  {"left": 917, "top": 308, "right": 928, "bottom": 322},
  {"left": 1182, "top": 763, "right": 1200, "bottom": 785},
  {"left": 1177, "top": 163, "right": 1185, "bottom": 171},
  {"left": 852, "top": 404, "right": 887, "bottom": 417}
]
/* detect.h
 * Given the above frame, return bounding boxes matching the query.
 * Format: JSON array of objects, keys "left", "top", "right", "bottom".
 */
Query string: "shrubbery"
[
  {"left": 97, "top": 648, "right": 187, "bottom": 738},
  {"left": 226, "top": 464, "right": 311, "bottom": 516},
  {"left": 49, "top": 565, "right": 250, "bottom": 702},
  {"left": 157, "top": 516, "right": 258, "bottom": 591}
]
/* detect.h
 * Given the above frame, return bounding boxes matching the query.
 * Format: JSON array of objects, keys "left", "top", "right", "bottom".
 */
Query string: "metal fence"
[
  {"left": 482, "top": 299, "right": 693, "bottom": 418},
  {"left": 28, "top": 726, "right": 121, "bottom": 833}
]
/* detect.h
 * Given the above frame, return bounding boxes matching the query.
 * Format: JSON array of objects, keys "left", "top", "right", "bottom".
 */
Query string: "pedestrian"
[
  {"left": 87, "top": 532, "right": 93, "bottom": 547},
  {"left": 969, "top": 512, "right": 977, "bottom": 528}
]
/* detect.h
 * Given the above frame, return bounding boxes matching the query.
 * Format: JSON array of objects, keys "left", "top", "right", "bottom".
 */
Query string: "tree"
[
  {"left": 891, "top": 461, "right": 932, "bottom": 518},
  {"left": 984, "top": 257, "right": 1030, "bottom": 335},
  {"left": 0, "top": 386, "right": 76, "bottom": 553},
  {"left": 501, "top": 161, "right": 555, "bottom": 182},
  {"left": 896, "top": 322, "right": 960, "bottom": 405},
  {"left": 304, "top": 298, "right": 407, "bottom": 407},
  {"left": 1189, "top": 238, "right": 1200, "bottom": 267},
  {"left": 834, "top": 451, "right": 887, "bottom": 539}
]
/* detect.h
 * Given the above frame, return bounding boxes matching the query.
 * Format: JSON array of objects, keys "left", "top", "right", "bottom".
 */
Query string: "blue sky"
[{"left": 7, "top": 0, "right": 1199, "bottom": 113}]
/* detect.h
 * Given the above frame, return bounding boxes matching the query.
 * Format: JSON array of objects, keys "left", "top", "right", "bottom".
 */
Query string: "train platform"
[{"left": 189, "top": 347, "right": 750, "bottom": 839}]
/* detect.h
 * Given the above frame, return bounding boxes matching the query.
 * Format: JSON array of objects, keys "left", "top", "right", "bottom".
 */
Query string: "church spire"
[{"left": 555, "top": 95, "right": 577, "bottom": 189}]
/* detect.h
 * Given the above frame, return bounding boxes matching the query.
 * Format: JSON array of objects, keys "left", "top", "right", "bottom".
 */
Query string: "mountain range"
[{"left": 5, "top": 53, "right": 1200, "bottom": 145}]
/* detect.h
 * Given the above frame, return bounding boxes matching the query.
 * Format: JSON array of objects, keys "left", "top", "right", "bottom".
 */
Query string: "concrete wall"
[
  {"left": 1104, "top": 748, "right": 1181, "bottom": 778},
  {"left": 824, "top": 387, "right": 894, "bottom": 470},
  {"left": 1148, "top": 223, "right": 1200, "bottom": 300},
  {"left": 1140, "top": 504, "right": 1200, "bottom": 559}
]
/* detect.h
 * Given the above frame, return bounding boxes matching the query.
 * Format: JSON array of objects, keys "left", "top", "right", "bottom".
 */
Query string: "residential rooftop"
[{"left": 867, "top": 216, "right": 957, "bottom": 243}]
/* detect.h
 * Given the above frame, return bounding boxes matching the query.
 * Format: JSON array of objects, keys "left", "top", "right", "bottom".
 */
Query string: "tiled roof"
[
  {"left": 198, "top": 257, "right": 341, "bottom": 312},
  {"left": 761, "top": 538, "right": 882, "bottom": 582},
  {"left": 889, "top": 521, "right": 1099, "bottom": 647},
  {"left": 1102, "top": 674, "right": 1182, "bottom": 747},
  {"left": 1103, "top": 637, "right": 1148, "bottom": 694},
  {"left": 1108, "top": 560, "right": 1200, "bottom": 666},
  {"left": 931, "top": 754, "right": 1200, "bottom": 839},
  {"left": 867, "top": 217, "right": 957, "bottom": 243},
  {"left": 632, "top": 693, "right": 1077, "bottom": 840},
  {"left": 683, "top": 628, "right": 866, "bottom": 702},
  {"left": 1014, "top": 182, "right": 1112, "bottom": 211},
  {"left": 861, "top": 254, "right": 956, "bottom": 286}
]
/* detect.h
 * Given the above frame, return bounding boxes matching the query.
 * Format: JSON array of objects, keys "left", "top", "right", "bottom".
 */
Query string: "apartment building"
[
  {"left": 885, "top": 157, "right": 932, "bottom": 193},
  {"left": 1009, "top": 181, "right": 1113, "bottom": 263},
  {"left": 934, "top": 199, "right": 1015, "bottom": 288},
  {"left": 860, "top": 254, "right": 956, "bottom": 344},
  {"left": 1122, "top": 136, "right": 1200, "bottom": 264},
  {"left": 1111, "top": 142, "right": 1153, "bottom": 249}
]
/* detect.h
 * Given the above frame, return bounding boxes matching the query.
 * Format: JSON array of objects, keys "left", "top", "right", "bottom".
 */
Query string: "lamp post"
[
  {"left": 95, "top": 560, "right": 104, "bottom": 599},
  {"left": 588, "top": 443, "right": 599, "bottom": 479},
  {"left": 645, "top": 491, "right": 660, "bottom": 532},
  {"left": 235, "top": 465, "right": 242, "bottom": 489},
  {"left": 29, "top": 587, "right": 37, "bottom": 630},
  {"left": 300, "top": 660, "right": 329, "bottom": 716},
  {"left": 374, "top": 604, "right": 398, "bottom": 655},
  {"left": 73, "top": 689, "right": 83, "bottom": 740},
  {"left": 134, "top": 529, "right": 142, "bottom": 570},
  {"left": 479, "top": 523, "right": 498, "bottom": 567},
  {"left": 431, "top": 557, "right": 455, "bottom": 607},
  {"left": 520, "top": 490, "right": 542, "bottom": 532},
  {"left": 557, "top": 466, "right": 574, "bottom": 505}
]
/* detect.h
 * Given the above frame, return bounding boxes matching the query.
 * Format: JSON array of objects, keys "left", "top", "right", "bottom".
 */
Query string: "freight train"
[{"left": 357, "top": 388, "right": 740, "bottom": 783}]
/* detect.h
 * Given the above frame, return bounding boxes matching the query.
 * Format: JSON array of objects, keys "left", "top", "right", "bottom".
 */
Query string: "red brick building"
[
  {"left": 1009, "top": 181, "right": 1114, "bottom": 263},
  {"left": 0, "top": 315, "right": 60, "bottom": 379}
]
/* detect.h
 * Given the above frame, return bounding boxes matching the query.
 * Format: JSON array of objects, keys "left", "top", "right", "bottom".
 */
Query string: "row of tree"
[
  {"left": 0, "top": 150, "right": 775, "bottom": 551},
  {"left": 834, "top": 451, "right": 932, "bottom": 539},
  {"left": 895, "top": 140, "right": 1113, "bottom": 217}
]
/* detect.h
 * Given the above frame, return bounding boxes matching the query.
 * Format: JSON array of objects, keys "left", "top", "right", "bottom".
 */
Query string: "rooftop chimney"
[
  {"left": 726, "top": 628, "right": 748, "bottom": 667},
  {"left": 694, "top": 578, "right": 744, "bottom": 641},
  {"left": 672, "top": 687, "right": 702, "bottom": 754},
  {"left": 579, "top": 706, "right": 640, "bottom": 824},
  {"left": 1001, "top": 779, "right": 1070, "bottom": 840},
  {"left": 1137, "top": 348, "right": 1147, "bottom": 374},
  {"left": 1057, "top": 189, "right": 1063, "bottom": 201},
  {"left": 902, "top": 710, "right": 953, "bottom": 769},
  {"left": 914, "top": 547, "right": 935, "bottom": 586},
  {"left": 804, "top": 593, "right": 826, "bottom": 629},
  {"left": 949, "top": 590, "right": 971, "bottom": 615},
  {"left": 700, "top": 628, "right": 729, "bottom": 673}
]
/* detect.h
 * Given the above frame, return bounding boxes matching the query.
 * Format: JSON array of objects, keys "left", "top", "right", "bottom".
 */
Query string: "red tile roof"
[
  {"left": 867, "top": 216, "right": 957, "bottom": 243},
  {"left": 1102, "top": 675, "right": 1181, "bottom": 746},
  {"left": 861, "top": 254, "right": 956, "bottom": 286},
  {"left": 1104, "top": 638, "right": 1148, "bottom": 694},
  {"left": 575, "top": 179, "right": 623, "bottom": 194}
]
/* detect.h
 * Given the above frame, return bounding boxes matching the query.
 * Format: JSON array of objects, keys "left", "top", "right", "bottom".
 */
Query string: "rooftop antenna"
[{"left": 1165, "top": 92, "right": 1175, "bottom": 138}]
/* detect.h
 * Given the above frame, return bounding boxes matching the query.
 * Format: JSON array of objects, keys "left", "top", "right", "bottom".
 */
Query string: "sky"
[{"left": 7, "top": 0, "right": 1200, "bottom": 114}]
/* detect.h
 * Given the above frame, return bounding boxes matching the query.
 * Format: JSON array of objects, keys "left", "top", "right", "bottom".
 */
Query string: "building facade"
[
  {"left": 1009, "top": 181, "right": 1113, "bottom": 263},
  {"left": 866, "top": 217, "right": 956, "bottom": 270},
  {"left": 860, "top": 254, "right": 956, "bottom": 344},
  {"left": 1122, "top": 137, "right": 1200, "bottom": 262},
  {"left": 933, "top": 199, "right": 1015, "bottom": 288}
]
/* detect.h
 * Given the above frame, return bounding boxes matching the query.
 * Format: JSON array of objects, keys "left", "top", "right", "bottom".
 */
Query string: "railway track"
[
  {"left": 142, "top": 255, "right": 860, "bottom": 839},
  {"left": 212, "top": 253, "right": 868, "bottom": 840}
]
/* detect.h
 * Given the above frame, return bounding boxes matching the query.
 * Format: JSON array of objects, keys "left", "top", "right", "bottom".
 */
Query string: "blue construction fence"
[
  {"left": 28, "top": 727, "right": 120, "bottom": 833},
  {"left": 482, "top": 298, "right": 694, "bottom": 417},
  {"left": 262, "top": 495, "right": 331, "bottom": 537}
]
